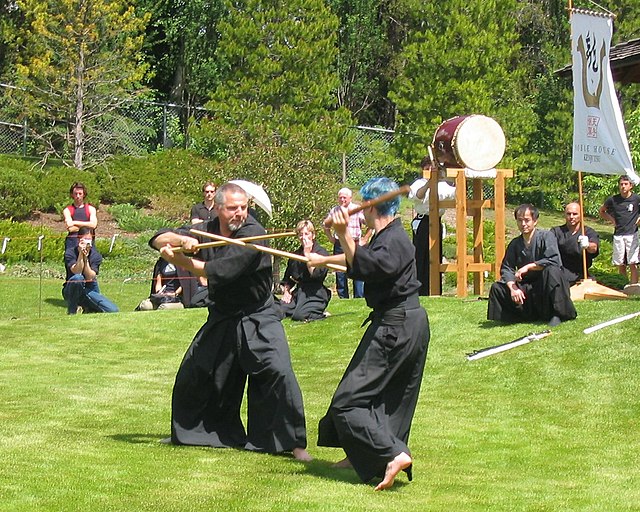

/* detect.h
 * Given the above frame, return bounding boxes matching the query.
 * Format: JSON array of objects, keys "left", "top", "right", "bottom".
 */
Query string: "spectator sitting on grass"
[
  {"left": 136, "top": 257, "right": 184, "bottom": 311},
  {"left": 62, "top": 227, "right": 118, "bottom": 315}
]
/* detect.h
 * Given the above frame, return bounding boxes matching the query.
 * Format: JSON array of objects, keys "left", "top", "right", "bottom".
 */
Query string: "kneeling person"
[
  {"left": 277, "top": 220, "right": 331, "bottom": 322},
  {"left": 62, "top": 227, "right": 119, "bottom": 315},
  {"left": 136, "top": 257, "right": 184, "bottom": 310},
  {"left": 487, "top": 204, "right": 576, "bottom": 326}
]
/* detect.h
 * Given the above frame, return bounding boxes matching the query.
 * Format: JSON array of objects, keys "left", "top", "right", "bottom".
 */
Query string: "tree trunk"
[
  {"left": 272, "top": 255, "right": 282, "bottom": 293},
  {"left": 74, "top": 44, "right": 85, "bottom": 169}
]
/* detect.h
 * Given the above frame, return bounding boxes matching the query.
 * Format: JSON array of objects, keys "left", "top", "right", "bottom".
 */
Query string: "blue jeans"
[
  {"left": 63, "top": 274, "right": 119, "bottom": 314},
  {"left": 333, "top": 241, "right": 364, "bottom": 299}
]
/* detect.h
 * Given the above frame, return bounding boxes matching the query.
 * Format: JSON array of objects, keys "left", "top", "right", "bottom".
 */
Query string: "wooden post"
[
  {"left": 493, "top": 171, "right": 508, "bottom": 278},
  {"left": 454, "top": 170, "right": 468, "bottom": 297},
  {"left": 472, "top": 179, "right": 484, "bottom": 294},
  {"left": 428, "top": 167, "right": 441, "bottom": 295},
  {"left": 427, "top": 168, "right": 512, "bottom": 298}
]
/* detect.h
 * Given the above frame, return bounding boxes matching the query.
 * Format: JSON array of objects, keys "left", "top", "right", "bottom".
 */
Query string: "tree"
[
  {"left": 140, "top": 0, "right": 224, "bottom": 107},
  {"left": 10, "top": 0, "right": 150, "bottom": 169},
  {"left": 0, "top": 0, "right": 25, "bottom": 80},
  {"left": 326, "top": 0, "right": 401, "bottom": 127},
  {"left": 390, "top": 0, "right": 530, "bottom": 167},
  {"left": 206, "top": 0, "right": 352, "bottom": 153}
]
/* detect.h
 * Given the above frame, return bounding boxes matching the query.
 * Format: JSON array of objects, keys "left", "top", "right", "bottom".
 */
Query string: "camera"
[{"left": 85, "top": 240, "right": 92, "bottom": 247}]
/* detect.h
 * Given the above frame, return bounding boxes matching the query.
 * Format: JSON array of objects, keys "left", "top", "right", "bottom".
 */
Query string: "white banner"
[{"left": 571, "top": 10, "right": 638, "bottom": 182}]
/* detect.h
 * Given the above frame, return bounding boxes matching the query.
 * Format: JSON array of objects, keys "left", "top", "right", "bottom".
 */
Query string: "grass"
[{"left": 1, "top": 276, "right": 639, "bottom": 511}]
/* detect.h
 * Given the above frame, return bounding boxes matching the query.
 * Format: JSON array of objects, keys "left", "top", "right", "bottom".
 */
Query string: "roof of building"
[{"left": 556, "top": 37, "right": 640, "bottom": 84}]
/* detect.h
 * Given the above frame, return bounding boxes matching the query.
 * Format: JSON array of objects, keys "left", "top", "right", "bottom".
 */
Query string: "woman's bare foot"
[
  {"left": 331, "top": 457, "right": 353, "bottom": 469},
  {"left": 374, "top": 452, "right": 412, "bottom": 491},
  {"left": 292, "top": 447, "right": 313, "bottom": 461}
]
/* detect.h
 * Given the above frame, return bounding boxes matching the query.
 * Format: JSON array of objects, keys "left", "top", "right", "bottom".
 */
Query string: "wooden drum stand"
[{"left": 426, "top": 167, "right": 513, "bottom": 297}]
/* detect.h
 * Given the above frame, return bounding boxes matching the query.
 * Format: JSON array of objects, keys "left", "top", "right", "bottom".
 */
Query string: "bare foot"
[
  {"left": 374, "top": 452, "right": 412, "bottom": 491},
  {"left": 292, "top": 447, "right": 313, "bottom": 461},
  {"left": 331, "top": 457, "right": 352, "bottom": 469}
]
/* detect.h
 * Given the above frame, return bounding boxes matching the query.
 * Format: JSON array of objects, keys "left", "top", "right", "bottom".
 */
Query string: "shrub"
[
  {"left": 0, "top": 219, "right": 64, "bottom": 263},
  {"left": 0, "top": 166, "right": 42, "bottom": 220},
  {"left": 39, "top": 166, "right": 102, "bottom": 213},
  {"left": 108, "top": 204, "right": 176, "bottom": 233},
  {"left": 97, "top": 149, "right": 220, "bottom": 207}
]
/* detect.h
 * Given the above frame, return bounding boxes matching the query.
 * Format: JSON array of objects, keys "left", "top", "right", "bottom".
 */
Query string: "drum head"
[{"left": 453, "top": 115, "right": 505, "bottom": 171}]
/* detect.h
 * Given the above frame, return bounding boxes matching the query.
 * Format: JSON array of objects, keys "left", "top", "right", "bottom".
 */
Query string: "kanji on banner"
[{"left": 570, "top": 9, "right": 639, "bottom": 183}]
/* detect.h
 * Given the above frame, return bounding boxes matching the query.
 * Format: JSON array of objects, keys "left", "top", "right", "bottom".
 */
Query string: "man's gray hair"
[
  {"left": 214, "top": 183, "right": 248, "bottom": 206},
  {"left": 338, "top": 187, "right": 352, "bottom": 197}
]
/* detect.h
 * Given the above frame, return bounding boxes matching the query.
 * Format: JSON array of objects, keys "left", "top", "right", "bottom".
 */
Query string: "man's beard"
[{"left": 228, "top": 219, "right": 245, "bottom": 232}]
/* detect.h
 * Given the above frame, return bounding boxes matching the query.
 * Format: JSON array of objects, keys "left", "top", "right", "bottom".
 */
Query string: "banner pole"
[{"left": 578, "top": 171, "right": 589, "bottom": 280}]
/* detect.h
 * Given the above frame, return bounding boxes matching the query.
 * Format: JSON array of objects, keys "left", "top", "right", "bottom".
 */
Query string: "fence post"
[
  {"left": 22, "top": 119, "right": 27, "bottom": 156},
  {"left": 162, "top": 103, "right": 168, "bottom": 148}
]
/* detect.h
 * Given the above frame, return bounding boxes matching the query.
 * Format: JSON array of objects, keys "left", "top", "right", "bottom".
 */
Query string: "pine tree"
[
  {"left": 207, "top": 0, "right": 351, "bottom": 152},
  {"left": 390, "top": 0, "right": 529, "bottom": 166},
  {"left": 12, "top": 0, "right": 150, "bottom": 168}
]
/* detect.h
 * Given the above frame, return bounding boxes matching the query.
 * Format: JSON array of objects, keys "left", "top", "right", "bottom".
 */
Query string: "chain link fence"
[
  {"left": 343, "top": 126, "right": 396, "bottom": 186},
  {"left": 0, "top": 83, "right": 209, "bottom": 159},
  {"left": 342, "top": 125, "right": 495, "bottom": 198},
  {"left": 1, "top": 83, "right": 494, "bottom": 198},
  {"left": 0, "top": 120, "right": 26, "bottom": 155}
]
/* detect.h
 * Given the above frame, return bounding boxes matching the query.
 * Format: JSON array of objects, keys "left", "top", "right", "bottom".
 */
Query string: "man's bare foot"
[
  {"left": 292, "top": 447, "right": 313, "bottom": 461},
  {"left": 331, "top": 457, "right": 352, "bottom": 469},
  {"left": 374, "top": 452, "right": 412, "bottom": 491}
]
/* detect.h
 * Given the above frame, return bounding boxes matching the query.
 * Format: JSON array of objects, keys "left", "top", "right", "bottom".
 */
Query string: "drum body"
[{"left": 432, "top": 115, "right": 506, "bottom": 171}]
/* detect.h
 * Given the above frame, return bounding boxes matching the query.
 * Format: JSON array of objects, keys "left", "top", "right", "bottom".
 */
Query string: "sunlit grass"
[{"left": 1, "top": 278, "right": 639, "bottom": 511}]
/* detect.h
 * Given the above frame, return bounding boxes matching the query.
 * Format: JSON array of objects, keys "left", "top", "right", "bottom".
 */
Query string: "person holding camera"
[{"left": 62, "top": 227, "right": 119, "bottom": 315}]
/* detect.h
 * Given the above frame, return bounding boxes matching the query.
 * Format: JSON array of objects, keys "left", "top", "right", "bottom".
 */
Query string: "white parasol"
[{"left": 229, "top": 179, "right": 273, "bottom": 218}]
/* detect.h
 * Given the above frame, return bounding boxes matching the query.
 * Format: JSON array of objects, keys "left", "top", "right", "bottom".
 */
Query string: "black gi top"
[
  {"left": 281, "top": 241, "right": 329, "bottom": 289},
  {"left": 551, "top": 224, "right": 600, "bottom": 277},
  {"left": 349, "top": 218, "right": 420, "bottom": 310},
  {"left": 500, "top": 229, "right": 561, "bottom": 284},
  {"left": 150, "top": 216, "right": 272, "bottom": 314}
]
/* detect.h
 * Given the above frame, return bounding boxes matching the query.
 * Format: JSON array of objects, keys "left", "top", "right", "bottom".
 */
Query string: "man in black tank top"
[{"left": 63, "top": 182, "right": 97, "bottom": 250}]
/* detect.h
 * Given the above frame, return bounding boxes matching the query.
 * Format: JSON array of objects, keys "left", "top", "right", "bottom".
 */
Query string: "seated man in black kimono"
[
  {"left": 277, "top": 220, "right": 331, "bottom": 322},
  {"left": 551, "top": 201, "right": 600, "bottom": 285},
  {"left": 487, "top": 204, "right": 577, "bottom": 327},
  {"left": 150, "top": 182, "right": 310, "bottom": 461}
]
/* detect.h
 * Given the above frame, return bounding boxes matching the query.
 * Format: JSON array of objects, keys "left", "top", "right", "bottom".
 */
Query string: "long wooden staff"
[
  {"left": 171, "top": 231, "right": 295, "bottom": 253},
  {"left": 323, "top": 185, "right": 411, "bottom": 227},
  {"left": 189, "top": 229, "right": 347, "bottom": 272}
]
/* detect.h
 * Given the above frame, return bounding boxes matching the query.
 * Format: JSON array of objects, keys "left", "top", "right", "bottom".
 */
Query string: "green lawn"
[{"left": 1, "top": 276, "right": 639, "bottom": 511}]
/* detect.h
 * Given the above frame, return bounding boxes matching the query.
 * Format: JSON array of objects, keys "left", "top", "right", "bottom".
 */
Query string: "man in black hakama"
[
  {"left": 487, "top": 204, "right": 577, "bottom": 326},
  {"left": 551, "top": 201, "right": 600, "bottom": 285},
  {"left": 308, "top": 177, "right": 430, "bottom": 490},
  {"left": 150, "top": 183, "right": 309, "bottom": 460}
]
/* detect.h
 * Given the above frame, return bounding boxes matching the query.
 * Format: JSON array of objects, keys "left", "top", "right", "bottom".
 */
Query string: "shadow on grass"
[
  {"left": 45, "top": 298, "right": 67, "bottom": 309},
  {"left": 109, "top": 433, "right": 172, "bottom": 445},
  {"left": 297, "top": 458, "right": 365, "bottom": 485},
  {"left": 295, "top": 457, "right": 411, "bottom": 490}
]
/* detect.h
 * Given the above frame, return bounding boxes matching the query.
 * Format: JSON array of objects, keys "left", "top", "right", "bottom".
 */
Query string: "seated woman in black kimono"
[{"left": 277, "top": 220, "right": 331, "bottom": 322}]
